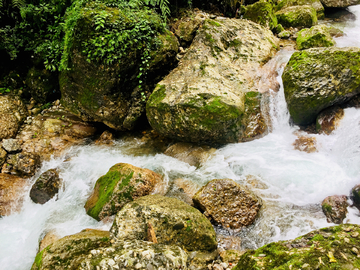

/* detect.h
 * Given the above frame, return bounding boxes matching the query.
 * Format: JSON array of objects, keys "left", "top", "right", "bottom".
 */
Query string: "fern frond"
[{"left": 11, "top": 0, "right": 25, "bottom": 9}]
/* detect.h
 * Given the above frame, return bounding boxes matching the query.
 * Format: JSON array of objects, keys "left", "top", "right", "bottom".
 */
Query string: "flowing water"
[{"left": 1, "top": 5, "right": 360, "bottom": 270}]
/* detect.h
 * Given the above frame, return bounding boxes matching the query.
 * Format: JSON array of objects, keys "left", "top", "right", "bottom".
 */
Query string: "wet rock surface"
[
  {"left": 283, "top": 47, "right": 360, "bottom": 126},
  {"left": 275, "top": 0, "right": 325, "bottom": 19},
  {"left": 2, "top": 152, "right": 40, "bottom": 176},
  {"left": 85, "top": 163, "right": 163, "bottom": 221},
  {"left": 30, "top": 168, "right": 62, "bottom": 204},
  {"left": 147, "top": 18, "right": 278, "bottom": 144},
  {"left": 275, "top": 6, "right": 318, "bottom": 29},
  {"left": 320, "top": 0, "right": 360, "bottom": 7},
  {"left": 293, "top": 135, "right": 318, "bottom": 153},
  {"left": 0, "top": 173, "right": 27, "bottom": 216},
  {"left": 321, "top": 195, "right": 349, "bottom": 224},
  {"left": 193, "top": 179, "right": 262, "bottom": 229},
  {"left": 0, "top": 95, "right": 28, "bottom": 140},
  {"left": 110, "top": 195, "right": 218, "bottom": 252},
  {"left": 164, "top": 142, "right": 216, "bottom": 167},
  {"left": 31, "top": 229, "right": 110, "bottom": 270},
  {"left": 316, "top": 106, "right": 344, "bottom": 134},
  {"left": 233, "top": 224, "right": 360, "bottom": 270},
  {"left": 296, "top": 24, "right": 336, "bottom": 50}
]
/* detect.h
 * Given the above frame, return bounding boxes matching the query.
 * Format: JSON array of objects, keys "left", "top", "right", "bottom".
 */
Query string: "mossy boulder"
[
  {"left": 78, "top": 239, "right": 188, "bottom": 269},
  {"left": 60, "top": 2, "right": 178, "bottom": 131},
  {"left": 147, "top": 18, "right": 278, "bottom": 144},
  {"left": 85, "top": 163, "right": 162, "bottom": 221},
  {"left": 321, "top": 195, "right": 349, "bottom": 224},
  {"left": 320, "top": 0, "right": 360, "bottom": 7},
  {"left": 242, "top": 0, "right": 278, "bottom": 30},
  {"left": 297, "top": 24, "right": 336, "bottom": 50},
  {"left": 275, "top": 0, "right": 324, "bottom": 19},
  {"left": 193, "top": 179, "right": 262, "bottom": 229},
  {"left": 31, "top": 229, "right": 110, "bottom": 270},
  {"left": 275, "top": 5, "right": 318, "bottom": 28},
  {"left": 283, "top": 47, "right": 360, "bottom": 126},
  {"left": 233, "top": 224, "right": 360, "bottom": 269},
  {"left": 25, "top": 66, "right": 60, "bottom": 103},
  {"left": 110, "top": 194, "right": 218, "bottom": 252}
]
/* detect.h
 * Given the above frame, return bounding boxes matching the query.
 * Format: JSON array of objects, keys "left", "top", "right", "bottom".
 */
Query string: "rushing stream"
[{"left": 1, "top": 5, "right": 360, "bottom": 270}]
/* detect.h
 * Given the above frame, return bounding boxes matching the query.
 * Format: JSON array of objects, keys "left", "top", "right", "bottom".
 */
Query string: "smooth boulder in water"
[
  {"left": 283, "top": 47, "right": 360, "bottom": 126},
  {"left": 30, "top": 168, "right": 62, "bottom": 204},
  {"left": 321, "top": 195, "right": 349, "bottom": 224},
  {"left": 147, "top": 18, "right": 278, "bottom": 144},
  {"left": 85, "top": 163, "right": 163, "bottom": 221},
  {"left": 110, "top": 195, "right": 218, "bottom": 252}
]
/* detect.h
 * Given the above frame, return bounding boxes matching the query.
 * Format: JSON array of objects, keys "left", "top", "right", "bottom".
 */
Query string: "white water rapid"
[{"left": 1, "top": 5, "right": 360, "bottom": 270}]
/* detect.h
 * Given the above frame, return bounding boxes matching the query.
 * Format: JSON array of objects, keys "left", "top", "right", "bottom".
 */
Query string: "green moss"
[
  {"left": 34, "top": 248, "right": 45, "bottom": 268},
  {"left": 322, "top": 202, "right": 332, "bottom": 213},
  {"left": 297, "top": 26, "right": 335, "bottom": 50},
  {"left": 243, "top": 1, "right": 278, "bottom": 30},
  {"left": 147, "top": 84, "right": 166, "bottom": 107},
  {"left": 207, "top": 20, "right": 221, "bottom": 27},
  {"left": 276, "top": 6, "right": 317, "bottom": 28},
  {"left": 87, "top": 166, "right": 134, "bottom": 220},
  {"left": 311, "top": 234, "right": 324, "bottom": 241}
]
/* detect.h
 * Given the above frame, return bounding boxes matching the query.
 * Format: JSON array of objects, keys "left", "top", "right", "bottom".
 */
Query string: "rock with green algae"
[
  {"left": 146, "top": 18, "right": 278, "bottom": 144},
  {"left": 85, "top": 163, "right": 163, "bottom": 221},
  {"left": 110, "top": 194, "right": 218, "bottom": 252},
  {"left": 275, "top": 5, "right": 318, "bottom": 28},
  {"left": 283, "top": 47, "right": 360, "bottom": 126},
  {"left": 233, "top": 224, "right": 360, "bottom": 270},
  {"left": 242, "top": 0, "right": 278, "bottom": 30},
  {"left": 321, "top": 195, "right": 349, "bottom": 224},
  {"left": 275, "top": 0, "right": 324, "bottom": 19},
  {"left": 296, "top": 25, "right": 336, "bottom": 50},
  {"left": 78, "top": 239, "right": 188, "bottom": 270},
  {"left": 193, "top": 179, "right": 262, "bottom": 230},
  {"left": 320, "top": 0, "right": 360, "bottom": 8},
  {"left": 60, "top": 1, "right": 178, "bottom": 131},
  {"left": 31, "top": 229, "right": 110, "bottom": 270}
]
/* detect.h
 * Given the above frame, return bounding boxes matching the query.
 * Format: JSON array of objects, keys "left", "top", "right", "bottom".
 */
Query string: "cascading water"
[{"left": 1, "top": 5, "right": 360, "bottom": 270}]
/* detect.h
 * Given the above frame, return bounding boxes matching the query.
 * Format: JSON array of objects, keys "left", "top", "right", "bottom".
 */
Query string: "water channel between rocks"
[{"left": 1, "top": 5, "right": 360, "bottom": 270}]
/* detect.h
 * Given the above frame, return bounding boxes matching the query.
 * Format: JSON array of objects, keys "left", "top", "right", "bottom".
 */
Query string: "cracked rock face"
[
  {"left": 193, "top": 178, "right": 262, "bottom": 230},
  {"left": 283, "top": 47, "right": 360, "bottom": 126}
]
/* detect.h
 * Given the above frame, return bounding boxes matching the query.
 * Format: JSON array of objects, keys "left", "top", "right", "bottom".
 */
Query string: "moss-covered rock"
[
  {"left": 60, "top": 2, "right": 178, "bottom": 131},
  {"left": 275, "top": 0, "right": 324, "bottom": 19},
  {"left": 193, "top": 179, "right": 262, "bottom": 229},
  {"left": 296, "top": 25, "right": 336, "bottom": 50},
  {"left": 321, "top": 195, "right": 349, "bottom": 224},
  {"left": 25, "top": 67, "right": 60, "bottom": 104},
  {"left": 242, "top": 0, "right": 278, "bottom": 30},
  {"left": 78, "top": 239, "right": 188, "bottom": 270},
  {"left": 31, "top": 230, "right": 110, "bottom": 270},
  {"left": 85, "top": 163, "right": 162, "bottom": 221},
  {"left": 275, "top": 5, "right": 317, "bottom": 28},
  {"left": 233, "top": 224, "right": 360, "bottom": 269},
  {"left": 146, "top": 18, "right": 278, "bottom": 144},
  {"left": 110, "top": 194, "right": 218, "bottom": 252},
  {"left": 283, "top": 47, "right": 360, "bottom": 126}
]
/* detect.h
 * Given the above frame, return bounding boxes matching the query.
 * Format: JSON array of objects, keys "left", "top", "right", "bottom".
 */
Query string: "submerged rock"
[
  {"left": 164, "top": 142, "right": 216, "bottom": 167},
  {"left": 321, "top": 195, "right": 349, "bottom": 224},
  {"left": 0, "top": 173, "right": 27, "bottom": 216},
  {"left": 283, "top": 47, "right": 360, "bottom": 126},
  {"left": 85, "top": 163, "right": 163, "bottom": 221},
  {"left": 296, "top": 25, "right": 336, "bottom": 50},
  {"left": 31, "top": 230, "right": 110, "bottom": 270},
  {"left": 110, "top": 195, "right": 218, "bottom": 252},
  {"left": 193, "top": 179, "right": 262, "bottom": 229},
  {"left": 293, "top": 135, "right": 317, "bottom": 153},
  {"left": 30, "top": 168, "right": 62, "bottom": 204},
  {"left": 60, "top": 2, "right": 178, "bottom": 131},
  {"left": 147, "top": 18, "right": 278, "bottom": 144},
  {"left": 275, "top": 0, "right": 325, "bottom": 19},
  {"left": 316, "top": 106, "right": 344, "bottom": 134},
  {"left": 0, "top": 95, "right": 27, "bottom": 140},
  {"left": 275, "top": 6, "right": 318, "bottom": 28},
  {"left": 78, "top": 239, "right": 188, "bottom": 270},
  {"left": 233, "top": 224, "right": 360, "bottom": 269}
]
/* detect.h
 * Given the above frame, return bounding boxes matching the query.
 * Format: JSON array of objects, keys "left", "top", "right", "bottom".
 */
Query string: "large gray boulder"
[
  {"left": 320, "top": 0, "right": 360, "bottom": 7},
  {"left": 110, "top": 195, "right": 218, "bottom": 252},
  {"left": 283, "top": 47, "right": 360, "bottom": 126},
  {"left": 147, "top": 18, "right": 278, "bottom": 144}
]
